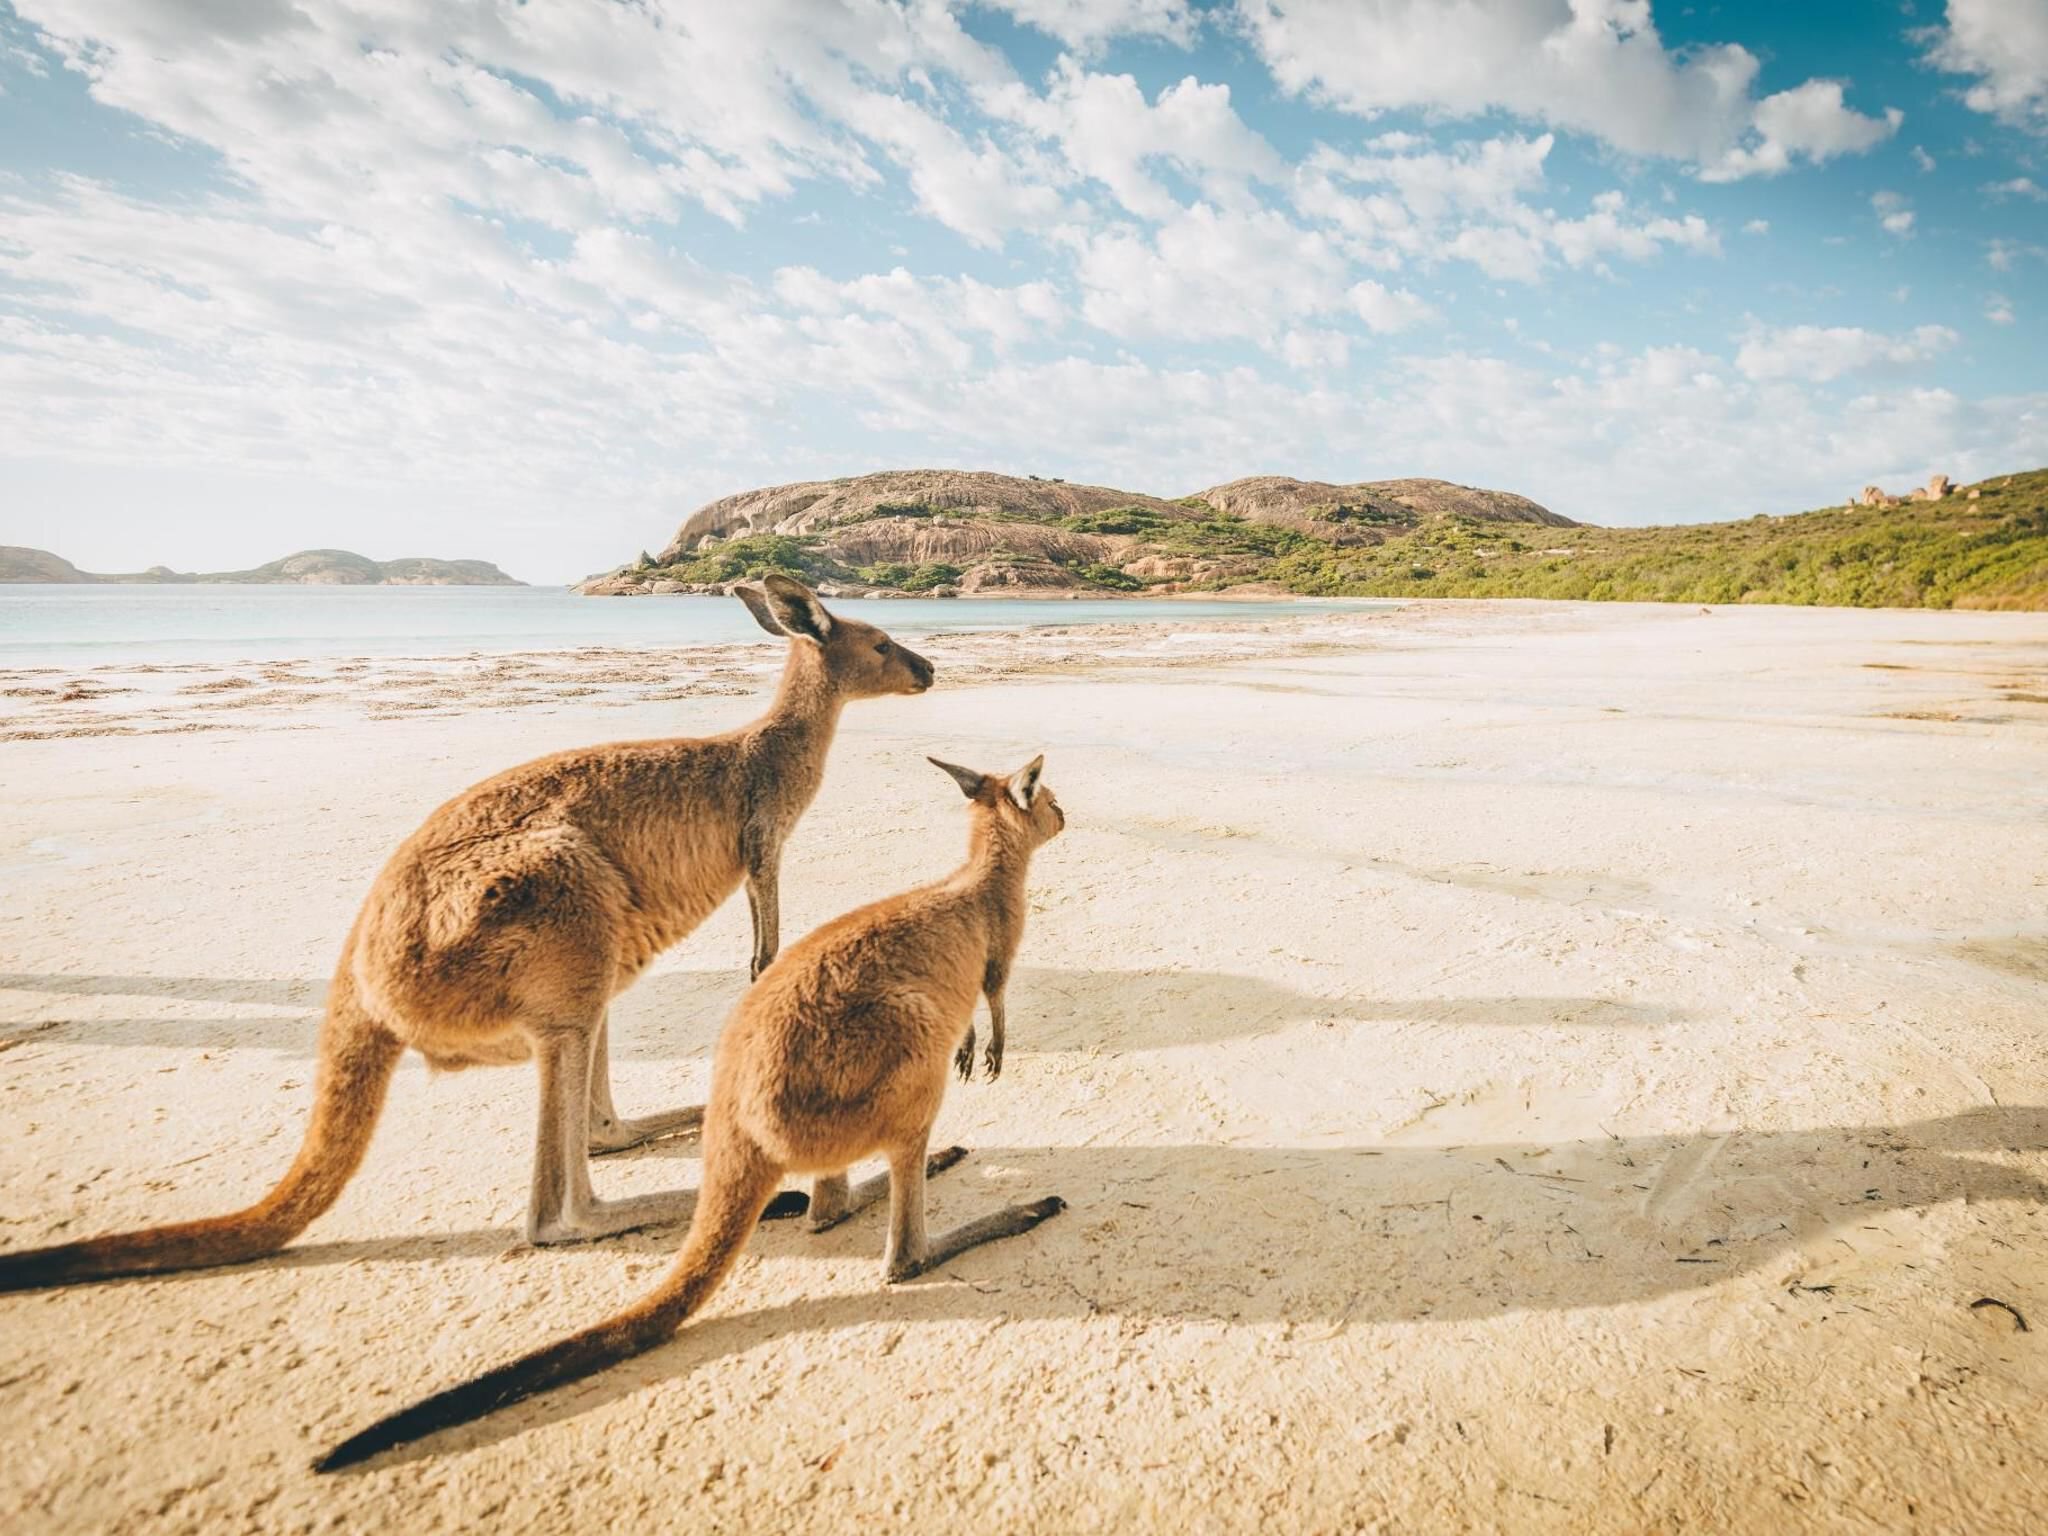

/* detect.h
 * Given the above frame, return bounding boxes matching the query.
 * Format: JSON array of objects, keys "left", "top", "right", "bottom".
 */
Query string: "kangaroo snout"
[{"left": 903, "top": 648, "right": 936, "bottom": 692}]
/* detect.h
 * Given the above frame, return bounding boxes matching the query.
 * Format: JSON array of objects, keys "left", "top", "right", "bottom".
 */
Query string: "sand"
[{"left": 1, "top": 598, "right": 2043, "bottom": 1534}]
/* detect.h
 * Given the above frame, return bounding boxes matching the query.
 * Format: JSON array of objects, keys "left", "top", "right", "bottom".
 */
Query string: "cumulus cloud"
[
  {"left": 15, "top": 0, "right": 1040, "bottom": 240},
  {"left": 1347, "top": 280, "right": 1437, "bottom": 333},
  {"left": 1238, "top": 0, "right": 1898, "bottom": 179},
  {"left": 1702, "top": 79, "right": 1902, "bottom": 181},
  {"left": 774, "top": 265, "right": 1063, "bottom": 351},
  {"left": 1296, "top": 134, "right": 1718, "bottom": 282},
  {"left": 976, "top": 0, "right": 1198, "bottom": 51},
  {"left": 1281, "top": 328, "right": 1351, "bottom": 370},
  {"left": 1733, "top": 323, "right": 1958, "bottom": 383},
  {"left": 1920, "top": 0, "right": 2048, "bottom": 131},
  {"left": 992, "top": 61, "right": 1285, "bottom": 220},
  {"left": 1872, "top": 190, "right": 1916, "bottom": 237},
  {"left": 1063, "top": 204, "right": 1356, "bottom": 345}
]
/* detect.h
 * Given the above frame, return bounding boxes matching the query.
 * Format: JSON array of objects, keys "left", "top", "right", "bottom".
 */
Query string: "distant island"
[
  {"left": 581, "top": 466, "right": 2047, "bottom": 611},
  {"left": 1, "top": 547, "right": 525, "bottom": 586}
]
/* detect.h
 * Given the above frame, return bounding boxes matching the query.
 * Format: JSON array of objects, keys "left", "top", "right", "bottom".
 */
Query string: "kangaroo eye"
[{"left": 874, "top": 642, "right": 892, "bottom": 656}]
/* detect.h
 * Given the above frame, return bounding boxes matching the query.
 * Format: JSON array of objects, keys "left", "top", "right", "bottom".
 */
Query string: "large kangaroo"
[
  {"left": 315, "top": 753, "right": 1065, "bottom": 1471},
  {"left": 0, "top": 576, "right": 934, "bottom": 1290}
]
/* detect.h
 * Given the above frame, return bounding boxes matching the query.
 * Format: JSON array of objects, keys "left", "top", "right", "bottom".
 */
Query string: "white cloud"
[
  {"left": 1743, "top": 218, "right": 1770, "bottom": 235},
  {"left": 992, "top": 61, "right": 1284, "bottom": 220},
  {"left": 1063, "top": 203, "right": 1356, "bottom": 345},
  {"left": 1872, "top": 189, "right": 1916, "bottom": 237},
  {"left": 834, "top": 90, "right": 1063, "bottom": 247},
  {"left": 1347, "top": 279, "right": 1436, "bottom": 333},
  {"left": 1297, "top": 134, "right": 1717, "bottom": 282},
  {"left": 976, "top": 0, "right": 1197, "bottom": 51},
  {"left": 1986, "top": 176, "right": 2048, "bottom": 201},
  {"left": 1238, "top": 0, "right": 1898, "bottom": 179},
  {"left": 1547, "top": 190, "right": 1719, "bottom": 268},
  {"left": 1703, "top": 80, "right": 1902, "bottom": 182},
  {"left": 774, "top": 265, "right": 1063, "bottom": 352},
  {"left": 774, "top": 264, "right": 1064, "bottom": 348},
  {"left": 1293, "top": 134, "right": 1552, "bottom": 272},
  {"left": 1986, "top": 236, "right": 2048, "bottom": 271},
  {"left": 1987, "top": 293, "right": 2016, "bottom": 325},
  {"left": 1920, "top": 0, "right": 2048, "bottom": 131},
  {"left": 1912, "top": 145, "right": 1937, "bottom": 172},
  {"left": 1281, "top": 328, "right": 1351, "bottom": 370},
  {"left": 15, "top": 0, "right": 1050, "bottom": 244},
  {"left": 1733, "top": 323, "right": 1959, "bottom": 383}
]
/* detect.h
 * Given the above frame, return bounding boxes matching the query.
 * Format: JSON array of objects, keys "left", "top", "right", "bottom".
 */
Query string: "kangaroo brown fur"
[
  {"left": 314, "top": 753, "right": 1066, "bottom": 1472},
  {"left": 0, "top": 576, "right": 934, "bottom": 1290}
]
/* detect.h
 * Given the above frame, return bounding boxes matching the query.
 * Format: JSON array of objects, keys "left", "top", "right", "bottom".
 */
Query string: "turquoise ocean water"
[{"left": 0, "top": 585, "right": 1380, "bottom": 668}]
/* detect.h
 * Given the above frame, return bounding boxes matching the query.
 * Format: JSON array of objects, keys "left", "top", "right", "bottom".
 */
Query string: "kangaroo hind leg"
[
  {"left": 807, "top": 1147, "right": 971, "bottom": 1233},
  {"left": 586, "top": 1012, "right": 704, "bottom": 1155},
  {"left": 882, "top": 1140, "right": 1060, "bottom": 1283},
  {"left": 527, "top": 1023, "right": 697, "bottom": 1246}
]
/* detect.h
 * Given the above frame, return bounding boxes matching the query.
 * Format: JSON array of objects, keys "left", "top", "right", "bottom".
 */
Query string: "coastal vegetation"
[{"left": 589, "top": 467, "right": 2047, "bottom": 610}]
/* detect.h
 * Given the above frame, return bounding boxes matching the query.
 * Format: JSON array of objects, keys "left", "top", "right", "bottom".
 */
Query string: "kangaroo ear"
[
  {"left": 1008, "top": 753, "right": 1046, "bottom": 811},
  {"left": 733, "top": 581, "right": 787, "bottom": 637},
  {"left": 759, "top": 572, "right": 832, "bottom": 643},
  {"left": 928, "top": 757, "right": 988, "bottom": 800}
]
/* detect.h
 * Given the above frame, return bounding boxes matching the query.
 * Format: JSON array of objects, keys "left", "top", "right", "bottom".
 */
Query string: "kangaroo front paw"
[{"left": 954, "top": 1030, "right": 976, "bottom": 1081}]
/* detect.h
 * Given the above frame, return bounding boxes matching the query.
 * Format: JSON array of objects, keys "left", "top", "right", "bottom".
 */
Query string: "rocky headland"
[
  {"left": 580, "top": 465, "right": 2046, "bottom": 610},
  {"left": 1, "top": 547, "right": 525, "bottom": 586}
]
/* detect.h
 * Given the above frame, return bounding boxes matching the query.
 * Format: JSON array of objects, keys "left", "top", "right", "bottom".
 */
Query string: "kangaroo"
[
  {"left": 0, "top": 575, "right": 935, "bottom": 1291},
  {"left": 314, "top": 753, "right": 1066, "bottom": 1471}
]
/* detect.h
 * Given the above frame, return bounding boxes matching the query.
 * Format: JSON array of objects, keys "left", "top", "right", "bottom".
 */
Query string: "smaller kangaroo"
[
  {"left": 315, "top": 753, "right": 1066, "bottom": 1471},
  {"left": 0, "top": 576, "right": 933, "bottom": 1291}
]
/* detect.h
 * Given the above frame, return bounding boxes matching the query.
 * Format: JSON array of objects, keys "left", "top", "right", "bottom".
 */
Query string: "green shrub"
[
  {"left": 854, "top": 561, "right": 963, "bottom": 592},
  {"left": 1078, "top": 563, "right": 1144, "bottom": 590},
  {"left": 1061, "top": 507, "right": 1171, "bottom": 535},
  {"left": 660, "top": 534, "right": 846, "bottom": 586}
]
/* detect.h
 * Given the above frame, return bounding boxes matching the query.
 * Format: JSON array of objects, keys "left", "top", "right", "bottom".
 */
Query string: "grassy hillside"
[
  {"left": 599, "top": 468, "right": 2047, "bottom": 610},
  {"left": 1281, "top": 469, "right": 2048, "bottom": 609}
]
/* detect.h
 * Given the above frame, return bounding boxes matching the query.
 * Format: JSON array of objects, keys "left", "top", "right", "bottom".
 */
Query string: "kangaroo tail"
[
  {"left": 0, "top": 981, "right": 402, "bottom": 1292},
  {"left": 314, "top": 1131, "right": 780, "bottom": 1473}
]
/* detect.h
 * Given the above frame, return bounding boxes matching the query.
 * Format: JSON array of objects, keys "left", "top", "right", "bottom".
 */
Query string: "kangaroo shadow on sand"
[
  {"left": 0, "top": 968, "right": 1690, "bottom": 1057},
  {"left": 312, "top": 1105, "right": 2047, "bottom": 1468}
]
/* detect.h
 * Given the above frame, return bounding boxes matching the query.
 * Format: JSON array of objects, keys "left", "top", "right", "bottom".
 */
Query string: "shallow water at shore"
[{"left": 0, "top": 583, "right": 1383, "bottom": 668}]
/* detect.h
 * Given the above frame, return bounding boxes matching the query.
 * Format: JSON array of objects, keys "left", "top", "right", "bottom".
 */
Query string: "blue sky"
[{"left": 1, "top": 1, "right": 2045, "bottom": 582}]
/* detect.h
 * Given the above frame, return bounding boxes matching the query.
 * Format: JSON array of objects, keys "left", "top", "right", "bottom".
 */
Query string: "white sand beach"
[{"left": 2, "top": 598, "right": 2044, "bottom": 1534}]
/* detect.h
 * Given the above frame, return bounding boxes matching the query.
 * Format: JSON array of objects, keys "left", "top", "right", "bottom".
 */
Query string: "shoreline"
[
  {"left": 9, "top": 595, "right": 2047, "bottom": 742},
  {"left": 0, "top": 604, "right": 1412, "bottom": 742}
]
